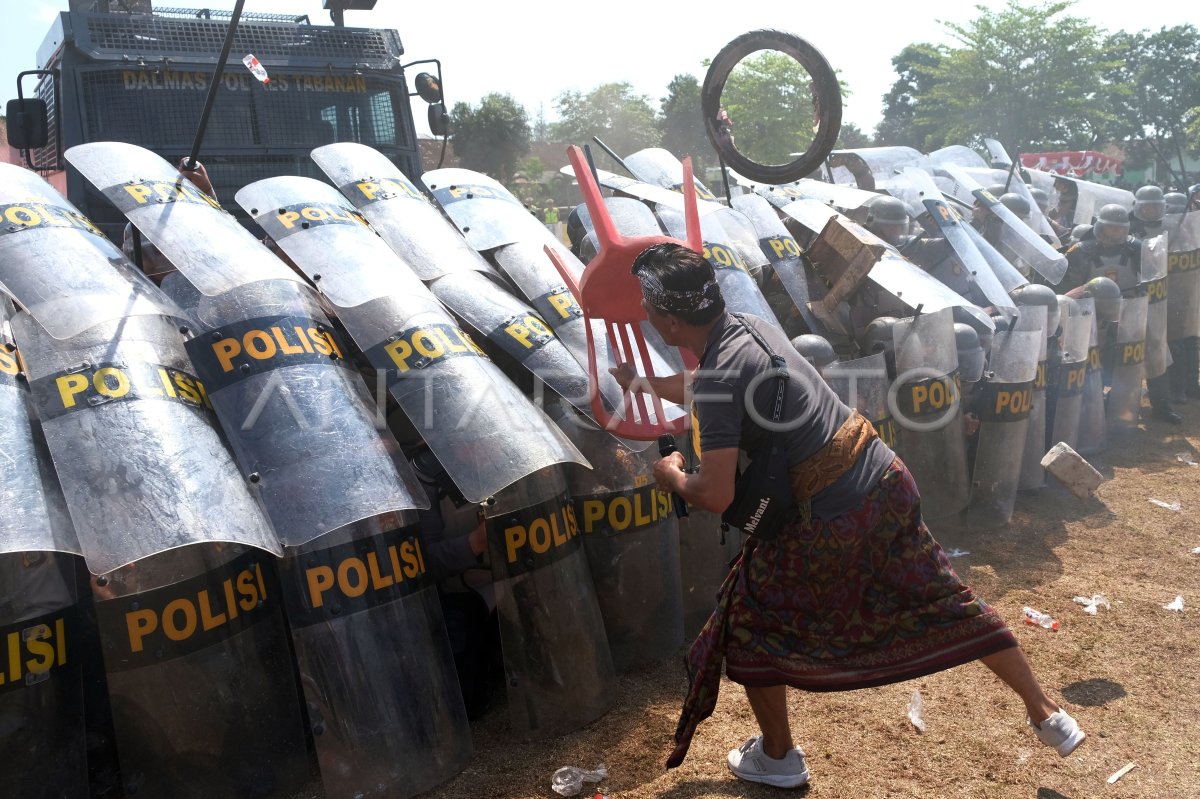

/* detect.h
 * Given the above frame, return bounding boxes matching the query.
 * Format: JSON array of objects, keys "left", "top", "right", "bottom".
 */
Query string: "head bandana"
[{"left": 633, "top": 259, "right": 722, "bottom": 316}]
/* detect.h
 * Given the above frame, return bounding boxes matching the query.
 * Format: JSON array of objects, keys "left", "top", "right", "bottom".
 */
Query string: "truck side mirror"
[
  {"left": 414, "top": 72, "right": 442, "bottom": 104},
  {"left": 5, "top": 98, "right": 49, "bottom": 149},
  {"left": 428, "top": 102, "right": 449, "bottom": 137}
]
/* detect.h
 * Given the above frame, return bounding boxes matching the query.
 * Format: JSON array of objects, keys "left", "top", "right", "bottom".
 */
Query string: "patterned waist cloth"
[{"left": 666, "top": 457, "right": 1017, "bottom": 768}]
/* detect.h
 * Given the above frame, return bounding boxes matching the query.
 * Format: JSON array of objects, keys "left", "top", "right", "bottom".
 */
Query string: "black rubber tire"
[{"left": 701, "top": 29, "right": 843, "bottom": 185}]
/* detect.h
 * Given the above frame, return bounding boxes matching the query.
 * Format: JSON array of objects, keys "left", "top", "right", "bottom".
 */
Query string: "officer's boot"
[
  {"left": 1186, "top": 336, "right": 1200, "bottom": 400},
  {"left": 1168, "top": 339, "right": 1188, "bottom": 403},
  {"left": 1147, "top": 373, "right": 1182, "bottom": 424}
]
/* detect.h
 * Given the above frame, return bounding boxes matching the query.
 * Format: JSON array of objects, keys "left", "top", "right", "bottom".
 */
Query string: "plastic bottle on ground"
[{"left": 1022, "top": 606, "right": 1059, "bottom": 630}]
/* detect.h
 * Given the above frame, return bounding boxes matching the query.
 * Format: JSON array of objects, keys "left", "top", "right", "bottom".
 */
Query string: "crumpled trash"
[
  {"left": 907, "top": 689, "right": 925, "bottom": 733},
  {"left": 1073, "top": 594, "right": 1111, "bottom": 615},
  {"left": 944, "top": 548, "right": 970, "bottom": 558},
  {"left": 1192, "top": 547, "right": 1200, "bottom": 555},
  {"left": 1149, "top": 498, "right": 1181, "bottom": 511},
  {"left": 551, "top": 764, "right": 607, "bottom": 797},
  {"left": 1176, "top": 452, "right": 1199, "bottom": 467},
  {"left": 1163, "top": 596, "right": 1185, "bottom": 612}
]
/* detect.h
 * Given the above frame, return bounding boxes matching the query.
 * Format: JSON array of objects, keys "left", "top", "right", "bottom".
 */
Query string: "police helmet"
[
  {"left": 998, "top": 192, "right": 1031, "bottom": 220},
  {"left": 986, "top": 183, "right": 1009, "bottom": 198},
  {"left": 1133, "top": 185, "right": 1165, "bottom": 223},
  {"left": 1056, "top": 294, "right": 1079, "bottom": 330},
  {"left": 790, "top": 334, "right": 837, "bottom": 370},
  {"left": 864, "top": 195, "right": 910, "bottom": 246},
  {"left": 1010, "top": 283, "right": 1060, "bottom": 337},
  {"left": 1028, "top": 187, "right": 1051, "bottom": 214},
  {"left": 566, "top": 205, "right": 588, "bottom": 254},
  {"left": 861, "top": 316, "right": 899, "bottom": 376},
  {"left": 1093, "top": 204, "right": 1131, "bottom": 248},
  {"left": 954, "top": 323, "right": 985, "bottom": 383},
  {"left": 1083, "top": 276, "right": 1122, "bottom": 325},
  {"left": 1070, "top": 223, "right": 1093, "bottom": 243},
  {"left": 1164, "top": 192, "right": 1187, "bottom": 215}
]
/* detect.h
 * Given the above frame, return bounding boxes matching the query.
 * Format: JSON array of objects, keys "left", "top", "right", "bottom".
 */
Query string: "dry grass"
[{"left": 423, "top": 402, "right": 1200, "bottom": 799}]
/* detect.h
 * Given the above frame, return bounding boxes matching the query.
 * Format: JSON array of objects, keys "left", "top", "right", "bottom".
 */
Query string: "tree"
[
  {"left": 659, "top": 73, "right": 712, "bottom": 168},
  {"left": 550, "top": 82, "right": 659, "bottom": 158},
  {"left": 835, "top": 122, "right": 873, "bottom": 149},
  {"left": 875, "top": 43, "right": 946, "bottom": 149},
  {"left": 449, "top": 92, "right": 531, "bottom": 182},
  {"left": 715, "top": 50, "right": 823, "bottom": 165},
  {"left": 1100, "top": 25, "right": 1200, "bottom": 185},
  {"left": 923, "top": 1, "right": 1118, "bottom": 153}
]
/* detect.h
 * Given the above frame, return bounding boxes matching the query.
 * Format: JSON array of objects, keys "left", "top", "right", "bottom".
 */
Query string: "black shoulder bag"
[{"left": 719, "top": 314, "right": 797, "bottom": 541}]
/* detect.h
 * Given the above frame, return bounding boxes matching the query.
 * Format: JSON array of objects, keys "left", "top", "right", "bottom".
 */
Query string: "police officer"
[
  {"left": 1129, "top": 185, "right": 1166, "bottom": 240},
  {"left": 1062, "top": 204, "right": 1179, "bottom": 423},
  {"left": 1030, "top": 186, "right": 1070, "bottom": 242}
]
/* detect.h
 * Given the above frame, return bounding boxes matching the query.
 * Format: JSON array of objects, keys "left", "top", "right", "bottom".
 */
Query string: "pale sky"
[{"left": 3, "top": 0, "right": 1195, "bottom": 138}]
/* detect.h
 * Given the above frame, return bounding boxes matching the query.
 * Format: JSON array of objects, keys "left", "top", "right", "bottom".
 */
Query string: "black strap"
[{"left": 730, "top": 313, "right": 788, "bottom": 423}]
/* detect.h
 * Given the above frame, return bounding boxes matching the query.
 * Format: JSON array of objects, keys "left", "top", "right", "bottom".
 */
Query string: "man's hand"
[
  {"left": 179, "top": 158, "right": 217, "bottom": 199},
  {"left": 609, "top": 362, "right": 638, "bottom": 391},
  {"left": 652, "top": 451, "right": 686, "bottom": 493}
]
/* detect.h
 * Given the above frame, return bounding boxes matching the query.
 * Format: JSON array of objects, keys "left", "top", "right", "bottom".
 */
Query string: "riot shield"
[
  {"left": 93, "top": 545, "right": 315, "bottom": 797},
  {"left": 552, "top": 403, "right": 683, "bottom": 672},
  {"left": 63, "top": 143, "right": 300, "bottom": 296},
  {"left": 958, "top": 214, "right": 1030, "bottom": 294},
  {"left": 890, "top": 308, "right": 970, "bottom": 519},
  {"left": 822, "top": 352, "right": 898, "bottom": 452},
  {"left": 1107, "top": 294, "right": 1149, "bottom": 433},
  {"left": 959, "top": 166, "right": 1060, "bottom": 246},
  {"left": 234, "top": 176, "right": 591, "bottom": 500},
  {"left": 623, "top": 147, "right": 721, "bottom": 202},
  {"left": 925, "top": 145, "right": 989, "bottom": 170},
  {"left": 485, "top": 467, "right": 616, "bottom": 738},
  {"left": 656, "top": 207, "right": 783, "bottom": 327},
  {"left": 730, "top": 193, "right": 825, "bottom": 333},
  {"left": 488, "top": 240, "right": 593, "bottom": 365},
  {"left": 938, "top": 164, "right": 1067, "bottom": 284},
  {"left": 828, "top": 146, "right": 925, "bottom": 190},
  {"left": 739, "top": 176, "right": 881, "bottom": 213},
  {"left": 1076, "top": 300, "right": 1108, "bottom": 455},
  {"left": 13, "top": 313, "right": 280, "bottom": 574},
  {"left": 967, "top": 316, "right": 1040, "bottom": 529},
  {"left": 892, "top": 167, "right": 1014, "bottom": 310},
  {"left": 0, "top": 162, "right": 182, "bottom": 339},
  {"left": 1051, "top": 301, "right": 1094, "bottom": 451},
  {"left": 277, "top": 513, "right": 472, "bottom": 798},
  {"left": 712, "top": 207, "right": 771, "bottom": 277},
  {"left": 557, "top": 163, "right": 726, "bottom": 217},
  {"left": 1025, "top": 169, "right": 1135, "bottom": 228},
  {"left": 1142, "top": 234, "right": 1171, "bottom": 380},
  {"left": 1167, "top": 213, "right": 1200, "bottom": 340},
  {"left": 310, "top": 142, "right": 500, "bottom": 281},
  {"left": 1016, "top": 307, "right": 1050, "bottom": 491},
  {"left": 0, "top": 308, "right": 81, "bottom": 557},
  {"left": 0, "top": 551, "right": 89, "bottom": 797},
  {"left": 168, "top": 278, "right": 428, "bottom": 548},
  {"left": 423, "top": 167, "right": 556, "bottom": 252}
]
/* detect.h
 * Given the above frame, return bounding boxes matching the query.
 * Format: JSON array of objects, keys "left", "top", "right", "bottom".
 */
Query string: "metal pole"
[
  {"left": 184, "top": 0, "right": 247, "bottom": 170},
  {"left": 590, "top": 136, "right": 634, "bottom": 177}
]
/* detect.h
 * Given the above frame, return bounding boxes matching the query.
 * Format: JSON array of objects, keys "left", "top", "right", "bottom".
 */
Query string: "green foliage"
[
  {"left": 717, "top": 50, "right": 820, "bottom": 165},
  {"left": 550, "top": 82, "right": 660, "bottom": 156},
  {"left": 835, "top": 122, "right": 873, "bottom": 149},
  {"left": 449, "top": 92, "right": 532, "bottom": 183},
  {"left": 875, "top": 43, "right": 946, "bottom": 149},
  {"left": 659, "top": 74, "right": 712, "bottom": 169},
  {"left": 924, "top": 0, "right": 1117, "bottom": 152}
]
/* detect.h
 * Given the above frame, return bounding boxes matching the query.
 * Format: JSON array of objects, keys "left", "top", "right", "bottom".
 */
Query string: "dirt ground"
[{"left": 423, "top": 400, "right": 1200, "bottom": 799}]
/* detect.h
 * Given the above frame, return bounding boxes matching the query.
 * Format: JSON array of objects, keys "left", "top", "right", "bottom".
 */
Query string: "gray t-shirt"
[{"left": 692, "top": 313, "right": 894, "bottom": 520}]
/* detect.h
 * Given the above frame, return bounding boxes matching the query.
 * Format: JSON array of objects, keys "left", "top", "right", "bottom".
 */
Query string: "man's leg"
[
  {"left": 744, "top": 685, "right": 794, "bottom": 758},
  {"left": 979, "top": 646, "right": 1059, "bottom": 723}
]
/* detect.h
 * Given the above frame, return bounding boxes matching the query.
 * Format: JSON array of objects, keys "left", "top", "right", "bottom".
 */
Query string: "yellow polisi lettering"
[
  {"left": 55, "top": 374, "right": 89, "bottom": 409},
  {"left": 1121, "top": 342, "right": 1145, "bottom": 365},
  {"left": 1065, "top": 365, "right": 1087, "bottom": 391},
  {"left": 993, "top": 387, "right": 1033, "bottom": 417},
  {"left": 0, "top": 617, "right": 69, "bottom": 687},
  {"left": 547, "top": 292, "right": 578, "bottom": 319}
]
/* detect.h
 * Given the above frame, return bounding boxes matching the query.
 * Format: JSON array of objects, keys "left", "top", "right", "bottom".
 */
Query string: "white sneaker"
[
  {"left": 1029, "top": 709, "right": 1087, "bottom": 757},
  {"left": 726, "top": 736, "right": 811, "bottom": 788}
]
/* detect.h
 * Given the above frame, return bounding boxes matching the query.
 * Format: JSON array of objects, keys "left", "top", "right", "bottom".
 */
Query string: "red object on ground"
[{"left": 543, "top": 144, "right": 702, "bottom": 440}]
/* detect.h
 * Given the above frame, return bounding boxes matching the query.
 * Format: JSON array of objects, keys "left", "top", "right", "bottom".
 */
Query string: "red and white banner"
[{"left": 1020, "top": 151, "right": 1123, "bottom": 177}]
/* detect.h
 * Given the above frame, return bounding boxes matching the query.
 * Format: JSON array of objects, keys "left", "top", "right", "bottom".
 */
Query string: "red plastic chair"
[{"left": 544, "top": 145, "right": 703, "bottom": 440}]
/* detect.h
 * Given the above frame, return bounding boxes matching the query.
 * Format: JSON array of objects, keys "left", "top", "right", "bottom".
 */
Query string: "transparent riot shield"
[
  {"left": 92, "top": 545, "right": 315, "bottom": 798},
  {"left": 0, "top": 551, "right": 88, "bottom": 797},
  {"left": 234, "top": 176, "right": 590, "bottom": 502},
  {"left": 557, "top": 163, "right": 726, "bottom": 217},
  {"left": 958, "top": 214, "right": 1031, "bottom": 294},
  {"left": 1167, "top": 214, "right": 1200, "bottom": 340},
  {"left": 423, "top": 167, "right": 545, "bottom": 251},
  {"left": 551, "top": 403, "right": 683, "bottom": 672},
  {"left": 309, "top": 142, "right": 499, "bottom": 281},
  {"left": 0, "top": 163, "right": 182, "bottom": 339},
  {"left": 1142, "top": 234, "right": 1171, "bottom": 380},
  {"left": 824, "top": 352, "right": 898, "bottom": 453},
  {"left": 13, "top": 313, "right": 280, "bottom": 574},
  {"left": 1077, "top": 301, "right": 1108, "bottom": 456},
  {"left": 485, "top": 467, "right": 616, "bottom": 738},
  {"left": 168, "top": 278, "right": 428, "bottom": 548},
  {"left": 623, "top": 147, "right": 721, "bottom": 202},
  {"left": 938, "top": 165, "right": 1067, "bottom": 284},
  {"left": 925, "top": 145, "right": 989, "bottom": 170},
  {"left": 0, "top": 308, "right": 81, "bottom": 557},
  {"left": 890, "top": 308, "right": 970, "bottom": 519},
  {"left": 1016, "top": 307, "right": 1050, "bottom": 491},
  {"left": 488, "top": 241, "right": 591, "bottom": 362},
  {"left": 828, "top": 146, "right": 925, "bottom": 190},
  {"left": 1024, "top": 169, "right": 1135, "bottom": 228},
  {"left": 742, "top": 176, "right": 881, "bottom": 213},
  {"left": 966, "top": 319, "right": 1041, "bottom": 529},
  {"left": 730, "top": 193, "right": 825, "bottom": 333},
  {"left": 959, "top": 166, "right": 1060, "bottom": 245},
  {"left": 1051, "top": 301, "right": 1094, "bottom": 451},
  {"left": 656, "top": 206, "right": 782, "bottom": 327},
  {"left": 277, "top": 513, "right": 471, "bottom": 798},
  {"left": 64, "top": 143, "right": 300, "bottom": 296},
  {"left": 1107, "top": 294, "right": 1149, "bottom": 433},
  {"left": 892, "top": 167, "right": 1014, "bottom": 310}
]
